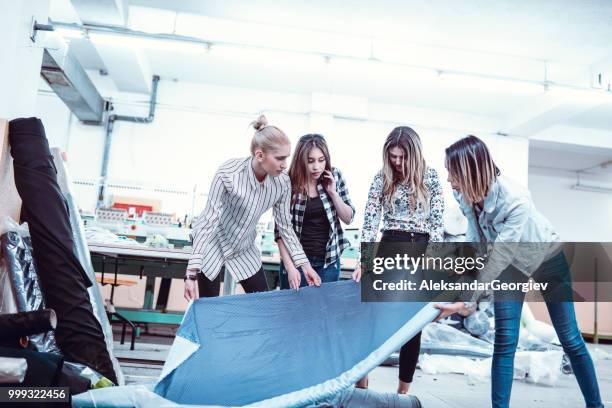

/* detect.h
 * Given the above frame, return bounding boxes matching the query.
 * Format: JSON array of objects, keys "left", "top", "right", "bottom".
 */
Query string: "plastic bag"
[
  {"left": 0, "top": 357, "right": 27, "bottom": 384},
  {"left": 419, "top": 350, "right": 565, "bottom": 387},
  {"left": 421, "top": 322, "right": 493, "bottom": 358},
  {"left": 64, "top": 362, "right": 114, "bottom": 389},
  {"left": 463, "top": 310, "right": 490, "bottom": 336},
  {"left": 0, "top": 216, "right": 61, "bottom": 354}
]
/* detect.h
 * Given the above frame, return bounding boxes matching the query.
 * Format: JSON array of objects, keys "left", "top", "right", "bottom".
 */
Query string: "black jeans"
[
  {"left": 380, "top": 230, "right": 429, "bottom": 384},
  {"left": 197, "top": 267, "right": 269, "bottom": 298}
]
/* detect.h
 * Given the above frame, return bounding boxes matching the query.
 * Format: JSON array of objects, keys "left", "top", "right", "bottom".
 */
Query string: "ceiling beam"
[
  {"left": 70, "top": 0, "right": 128, "bottom": 26},
  {"left": 501, "top": 95, "right": 606, "bottom": 138},
  {"left": 93, "top": 45, "right": 152, "bottom": 93},
  {"left": 530, "top": 125, "right": 612, "bottom": 150}
]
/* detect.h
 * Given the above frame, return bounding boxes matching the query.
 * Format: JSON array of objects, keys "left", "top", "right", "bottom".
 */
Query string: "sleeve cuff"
[
  {"left": 292, "top": 255, "right": 309, "bottom": 267},
  {"left": 187, "top": 255, "right": 203, "bottom": 272}
]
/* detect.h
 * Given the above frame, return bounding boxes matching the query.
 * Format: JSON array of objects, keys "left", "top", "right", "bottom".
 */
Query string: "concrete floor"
[{"left": 114, "top": 327, "right": 612, "bottom": 408}]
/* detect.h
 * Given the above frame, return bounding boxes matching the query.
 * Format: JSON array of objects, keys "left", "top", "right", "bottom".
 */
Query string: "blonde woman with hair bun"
[{"left": 185, "top": 115, "right": 321, "bottom": 300}]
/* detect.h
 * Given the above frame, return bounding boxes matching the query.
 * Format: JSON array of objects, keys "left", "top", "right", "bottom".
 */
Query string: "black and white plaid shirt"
[{"left": 275, "top": 167, "right": 355, "bottom": 268}]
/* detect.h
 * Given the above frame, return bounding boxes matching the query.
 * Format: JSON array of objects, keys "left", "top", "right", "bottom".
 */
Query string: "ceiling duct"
[{"left": 41, "top": 46, "right": 105, "bottom": 124}]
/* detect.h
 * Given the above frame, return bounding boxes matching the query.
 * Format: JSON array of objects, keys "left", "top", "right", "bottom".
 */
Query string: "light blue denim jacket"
[{"left": 454, "top": 175, "right": 561, "bottom": 302}]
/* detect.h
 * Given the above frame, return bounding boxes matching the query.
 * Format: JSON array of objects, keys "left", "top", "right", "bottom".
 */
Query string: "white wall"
[
  {"left": 529, "top": 168, "right": 612, "bottom": 241},
  {"left": 0, "top": 0, "right": 50, "bottom": 119},
  {"left": 36, "top": 77, "right": 529, "bottom": 226}
]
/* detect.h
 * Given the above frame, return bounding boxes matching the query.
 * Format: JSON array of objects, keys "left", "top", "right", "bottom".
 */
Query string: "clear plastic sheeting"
[
  {"left": 73, "top": 384, "right": 182, "bottom": 408},
  {"left": 307, "top": 387, "right": 422, "bottom": 408},
  {"left": 419, "top": 350, "right": 566, "bottom": 386},
  {"left": 0, "top": 217, "right": 61, "bottom": 354},
  {"left": 0, "top": 216, "right": 27, "bottom": 314},
  {"left": 73, "top": 383, "right": 423, "bottom": 408},
  {"left": 0, "top": 357, "right": 27, "bottom": 384},
  {"left": 521, "top": 303, "right": 560, "bottom": 345},
  {"left": 155, "top": 280, "right": 438, "bottom": 407},
  {"left": 422, "top": 320, "right": 562, "bottom": 361},
  {"left": 84, "top": 225, "right": 143, "bottom": 247},
  {"left": 51, "top": 149, "right": 124, "bottom": 386},
  {"left": 421, "top": 322, "right": 493, "bottom": 358},
  {"left": 463, "top": 309, "right": 490, "bottom": 336}
]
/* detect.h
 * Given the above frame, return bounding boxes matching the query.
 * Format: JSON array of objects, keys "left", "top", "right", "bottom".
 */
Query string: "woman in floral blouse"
[{"left": 353, "top": 126, "right": 445, "bottom": 394}]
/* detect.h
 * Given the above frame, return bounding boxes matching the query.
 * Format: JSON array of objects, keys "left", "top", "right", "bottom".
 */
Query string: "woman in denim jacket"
[{"left": 436, "top": 135, "right": 603, "bottom": 408}]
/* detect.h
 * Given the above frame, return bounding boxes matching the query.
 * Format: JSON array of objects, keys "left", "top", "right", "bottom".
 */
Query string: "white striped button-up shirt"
[{"left": 188, "top": 157, "right": 308, "bottom": 281}]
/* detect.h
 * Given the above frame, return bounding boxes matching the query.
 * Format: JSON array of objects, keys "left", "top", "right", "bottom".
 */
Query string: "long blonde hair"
[
  {"left": 382, "top": 126, "right": 429, "bottom": 210},
  {"left": 445, "top": 135, "right": 500, "bottom": 204},
  {"left": 249, "top": 114, "right": 289, "bottom": 154}
]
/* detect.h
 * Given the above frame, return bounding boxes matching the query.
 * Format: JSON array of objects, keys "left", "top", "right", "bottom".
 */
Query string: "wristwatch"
[{"left": 183, "top": 275, "right": 197, "bottom": 281}]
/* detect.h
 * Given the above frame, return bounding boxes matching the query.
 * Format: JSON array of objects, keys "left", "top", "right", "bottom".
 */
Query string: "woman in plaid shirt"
[
  {"left": 275, "top": 134, "right": 355, "bottom": 290},
  {"left": 353, "top": 126, "right": 445, "bottom": 394}
]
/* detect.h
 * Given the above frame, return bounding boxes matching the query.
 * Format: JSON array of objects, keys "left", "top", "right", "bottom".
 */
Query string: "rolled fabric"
[
  {"left": 8, "top": 117, "right": 117, "bottom": 384},
  {"left": 0, "top": 309, "right": 57, "bottom": 340}
]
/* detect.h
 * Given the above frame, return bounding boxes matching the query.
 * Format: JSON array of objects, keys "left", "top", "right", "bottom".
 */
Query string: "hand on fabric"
[
  {"left": 302, "top": 264, "right": 321, "bottom": 287},
  {"left": 287, "top": 267, "right": 302, "bottom": 291},
  {"left": 352, "top": 264, "right": 362, "bottom": 282},
  {"left": 322, "top": 169, "right": 337, "bottom": 196},
  {"left": 184, "top": 279, "right": 197, "bottom": 301},
  {"left": 433, "top": 302, "right": 469, "bottom": 321}
]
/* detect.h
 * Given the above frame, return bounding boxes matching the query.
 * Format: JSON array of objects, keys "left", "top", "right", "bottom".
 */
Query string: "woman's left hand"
[
  {"left": 322, "top": 170, "right": 336, "bottom": 196},
  {"left": 433, "top": 302, "right": 470, "bottom": 321},
  {"left": 302, "top": 264, "right": 322, "bottom": 287}
]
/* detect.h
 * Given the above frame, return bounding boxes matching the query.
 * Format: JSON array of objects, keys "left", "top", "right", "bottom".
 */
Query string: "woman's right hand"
[
  {"left": 184, "top": 278, "right": 197, "bottom": 301},
  {"left": 287, "top": 267, "right": 302, "bottom": 290},
  {"left": 352, "top": 264, "right": 362, "bottom": 282}
]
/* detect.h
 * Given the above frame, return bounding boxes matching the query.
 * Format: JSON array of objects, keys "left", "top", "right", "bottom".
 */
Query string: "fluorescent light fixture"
[
  {"left": 55, "top": 27, "right": 84, "bottom": 40},
  {"left": 572, "top": 183, "right": 612, "bottom": 194},
  {"left": 89, "top": 32, "right": 205, "bottom": 53},
  {"left": 440, "top": 72, "right": 545, "bottom": 94}
]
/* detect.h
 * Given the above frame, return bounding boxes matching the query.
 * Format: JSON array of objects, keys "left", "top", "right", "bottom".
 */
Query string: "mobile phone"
[{"left": 320, "top": 168, "right": 332, "bottom": 186}]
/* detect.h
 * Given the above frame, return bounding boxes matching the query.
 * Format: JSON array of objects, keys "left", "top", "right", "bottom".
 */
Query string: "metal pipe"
[{"left": 97, "top": 75, "right": 160, "bottom": 208}]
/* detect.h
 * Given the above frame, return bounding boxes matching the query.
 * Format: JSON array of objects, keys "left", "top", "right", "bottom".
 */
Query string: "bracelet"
[{"left": 183, "top": 275, "right": 197, "bottom": 281}]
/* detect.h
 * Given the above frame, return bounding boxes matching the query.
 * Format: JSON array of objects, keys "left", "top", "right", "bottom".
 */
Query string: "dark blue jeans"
[
  {"left": 279, "top": 255, "right": 340, "bottom": 289},
  {"left": 492, "top": 252, "right": 603, "bottom": 408}
]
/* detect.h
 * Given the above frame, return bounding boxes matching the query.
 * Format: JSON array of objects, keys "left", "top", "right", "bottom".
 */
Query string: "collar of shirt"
[{"left": 247, "top": 157, "right": 269, "bottom": 189}]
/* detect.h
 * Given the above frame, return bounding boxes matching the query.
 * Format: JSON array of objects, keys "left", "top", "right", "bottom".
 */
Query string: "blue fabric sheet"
[{"left": 154, "top": 280, "right": 438, "bottom": 407}]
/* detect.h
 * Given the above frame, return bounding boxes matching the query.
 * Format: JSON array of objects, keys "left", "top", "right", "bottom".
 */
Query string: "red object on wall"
[{"left": 112, "top": 203, "right": 153, "bottom": 218}]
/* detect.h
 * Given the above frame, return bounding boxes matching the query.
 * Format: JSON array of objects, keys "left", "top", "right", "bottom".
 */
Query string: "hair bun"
[{"left": 251, "top": 114, "right": 268, "bottom": 131}]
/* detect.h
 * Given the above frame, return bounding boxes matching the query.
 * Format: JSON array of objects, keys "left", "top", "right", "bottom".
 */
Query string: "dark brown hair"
[{"left": 288, "top": 134, "right": 332, "bottom": 198}]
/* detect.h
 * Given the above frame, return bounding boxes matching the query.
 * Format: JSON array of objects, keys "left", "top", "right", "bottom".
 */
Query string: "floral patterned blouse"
[{"left": 360, "top": 167, "right": 445, "bottom": 243}]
